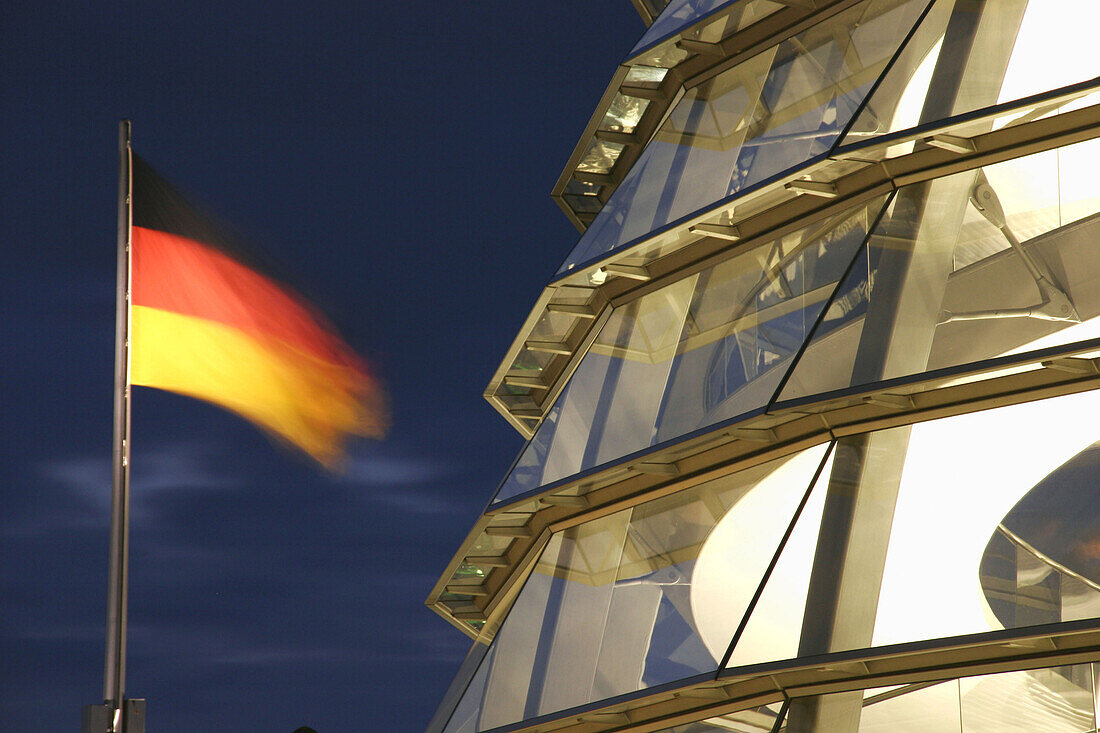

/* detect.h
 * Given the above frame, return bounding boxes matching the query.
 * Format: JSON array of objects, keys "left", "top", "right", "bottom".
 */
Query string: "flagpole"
[{"left": 104, "top": 118, "right": 134, "bottom": 731}]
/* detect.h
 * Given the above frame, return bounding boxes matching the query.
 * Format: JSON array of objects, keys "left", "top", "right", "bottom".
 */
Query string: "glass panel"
[
  {"left": 528, "top": 311, "right": 577, "bottom": 344},
  {"left": 601, "top": 94, "right": 651, "bottom": 135},
  {"left": 815, "top": 681, "right": 964, "bottom": 733},
  {"left": 777, "top": 138, "right": 1100, "bottom": 405},
  {"left": 564, "top": 193, "right": 602, "bottom": 214},
  {"left": 625, "top": 65, "right": 671, "bottom": 87},
  {"left": 563, "top": 194, "right": 601, "bottom": 215},
  {"left": 560, "top": 0, "right": 928, "bottom": 276},
  {"left": 703, "top": 446, "right": 835, "bottom": 668},
  {"left": 723, "top": 391, "right": 1100, "bottom": 672},
  {"left": 563, "top": 179, "right": 604, "bottom": 216},
  {"left": 959, "top": 666, "right": 1096, "bottom": 732},
  {"left": 630, "top": 0, "right": 785, "bottom": 70},
  {"left": 498, "top": 197, "right": 885, "bottom": 504},
  {"left": 509, "top": 347, "right": 551, "bottom": 375},
  {"left": 442, "top": 654, "right": 494, "bottom": 733},
  {"left": 770, "top": 664, "right": 1095, "bottom": 732},
  {"left": 446, "top": 446, "right": 830, "bottom": 730},
  {"left": 631, "top": 0, "right": 742, "bottom": 59},
  {"left": 577, "top": 139, "right": 626, "bottom": 175},
  {"left": 841, "top": 0, "right": 1100, "bottom": 151},
  {"left": 564, "top": 178, "right": 601, "bottom": 199}
]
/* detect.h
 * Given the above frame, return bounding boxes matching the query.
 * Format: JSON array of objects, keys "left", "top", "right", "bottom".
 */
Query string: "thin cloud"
[
  {"left": 12, "top": 619, "right": 103, "bottom": 643},
  {"left": 368, "top": 489, "right": 470, "bottom": 516},
  {"left": 338, "top": 451, "right": 446, "bottom": 487},
  {"left": 125, "top": 622, "right": 368, "bottom": 669},
  {"left": 36, "top": 441, "right": 244, "bottom": 498},
  {"left": 22, "top": 442, "right": 248, "bottom": 536},
  {"left": 336, "top": 448, "right": 477, "bottom": 515}
]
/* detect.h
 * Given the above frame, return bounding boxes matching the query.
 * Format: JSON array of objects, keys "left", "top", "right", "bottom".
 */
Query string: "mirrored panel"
[
  {"left": 498, "top": 197, "right": 886, "bottom": 504},
  {"left": 841, "top": 0, "right": 1100, "bottom": 152},
  {"left": 723, "top": 391, "right": 1100, "bottom": 672},
  {"left": 777, "top": 137, "right": 1100, "bottom": 405},
  {"left": 559, "top": 0, "right": 928, "bottom": 276},
  {"left": 445, "top": 446, "right": 830, "bottom": 731}
]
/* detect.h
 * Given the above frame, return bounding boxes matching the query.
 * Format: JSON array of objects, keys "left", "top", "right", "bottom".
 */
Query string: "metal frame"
[
  {"left": 434, "top": 3, "right": 1100, "bottom": 729},
  {"left": 629, "top": 0, "right": 669, "bottom": 27},
  {"left": 462, "top": 97, "right": 1100, "bottom": 635},
  {"left": 440, "top": 621, "right": 1100, "bottom": 733},
  {"left": 550, "top": 0, "right": 862, "bottom": 233},
  {"left": 487, "top": 85, "right": 1100, "bottom": 437},
  {"left": 437, "top": 332, "right": 1100, "bottom": 638}
]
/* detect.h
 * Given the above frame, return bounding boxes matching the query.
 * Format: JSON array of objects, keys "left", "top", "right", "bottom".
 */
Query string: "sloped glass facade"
[
  {"left": 560, "top": 0, "right": 929, "bottom": 275},
  {"left": 497, "top": 196, "right": 886, "bottom": 503},
  {"left": 445, "top": 446, "right": 829, "bottom": 731},
  {"left": 662, "top": 664, "right": 1099, "bottom": 732},
  {"left": 777, "top": 138, "right": 1100, "bottom": 405},
  {"left": 724, "top": 394, "right": 1100, "bottom": 671},
  {"left": 430, "top": 2, "right": 1100, "bottom": 732},
  {"left": 840, "top": 0, "right": 1100, "bottom": 149},
  {"left": 629, "top": 0, "right": 785, "bottom": 69}
]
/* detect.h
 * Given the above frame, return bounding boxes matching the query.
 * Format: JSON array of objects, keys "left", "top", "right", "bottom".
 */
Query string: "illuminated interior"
[{"left": 429, "top": 1, "right": 1100, "bottom": 731}]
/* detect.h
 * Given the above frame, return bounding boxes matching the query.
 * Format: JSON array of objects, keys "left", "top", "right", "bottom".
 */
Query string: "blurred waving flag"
[{"left": 129, "top": 154, "right": 388, "bottom": 466}]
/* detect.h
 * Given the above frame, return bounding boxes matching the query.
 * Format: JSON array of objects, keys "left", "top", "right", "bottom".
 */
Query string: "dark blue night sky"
[{"left": 2, "top": 3, "right": 643, "bottom": 730}]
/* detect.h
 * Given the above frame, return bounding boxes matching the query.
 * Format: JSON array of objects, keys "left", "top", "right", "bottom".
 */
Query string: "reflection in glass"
[
  {"left": 842, "top": 0, "right": 1100, "bottom": 149},
  {"left": 631, "top": 0, "right": 743, "bottom": 60},
  {"left": 563, "top": 179, "right": 602, "bottom": 214},
  {"left": 717, "top": 391, "right": 1100, "bottom": 676},
  {"left": 981, "top": 442, "right": 1100, "bottom": 630},
  {"left": 601, "top": 93, "right": 651, "bottom": 135},
  {"left": 445, "top": 446, "right": 829, "bottom": 731},
  {"left": 578, "top": 139, "right": 626, "bottom": 174},
  {"left": 642, "top": 664, "right": 1096, "bottom": 731},
  {"left": 625, "top": 65, "right": 670, "bottom": 87},
  {"left": 957, "top": 666, "right": 1096, "bottom": 732},
  {"left": 561, "top": 0, "right": 927, "bottom": 275},
  {"left": 497, "top": 197, "right": 885, "bottom": 503},
  {"left": 777, "top": 138, "right": 1100, "bottom": 404},
  {"left": 762, "top": 665, "right": 1096, "bottom": 732},
  {"left": 443, "top": 657, "right": 494, "bottom": 733},
  {"left": 630, "top": 0, "right": 785, "bottom": 70}
]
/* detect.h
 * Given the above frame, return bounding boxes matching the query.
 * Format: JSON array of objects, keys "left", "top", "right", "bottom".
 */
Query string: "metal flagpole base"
[
  {"left": 80, "top": 704, "right": 111, "bottom": 733},
  {"left": 81, "top": 699, "right": 145, "bottom": 733}
]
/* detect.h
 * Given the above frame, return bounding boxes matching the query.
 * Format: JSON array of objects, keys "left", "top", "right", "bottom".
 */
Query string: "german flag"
[{"left": 129, "top": 155, "right": 387, "bottom": 466}]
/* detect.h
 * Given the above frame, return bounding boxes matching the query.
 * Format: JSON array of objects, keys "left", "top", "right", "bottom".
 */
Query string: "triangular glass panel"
[
  {"left": 838, "top": 0, "right": 1100, "bottom": 158},
  {"left": 726, "top": 393, "right": 1100, "bottom": 673},
  {"left": 444, "top": 445, "right": 830, "bottom": 731},
  {"left": 496, "top": 195, "right": 888, "bottom": 505},
  {"left": 441, "top": 648, "right": 495, "bottom": 733},
  {"left": 558, "top": 0, "right": 930, "bottom": 276},
  {"left": 776, "top": 138, "right": 1100, "bottom": 406},
  {"left": 711, "top": 441, "right": 835, "bottom": 670}
]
